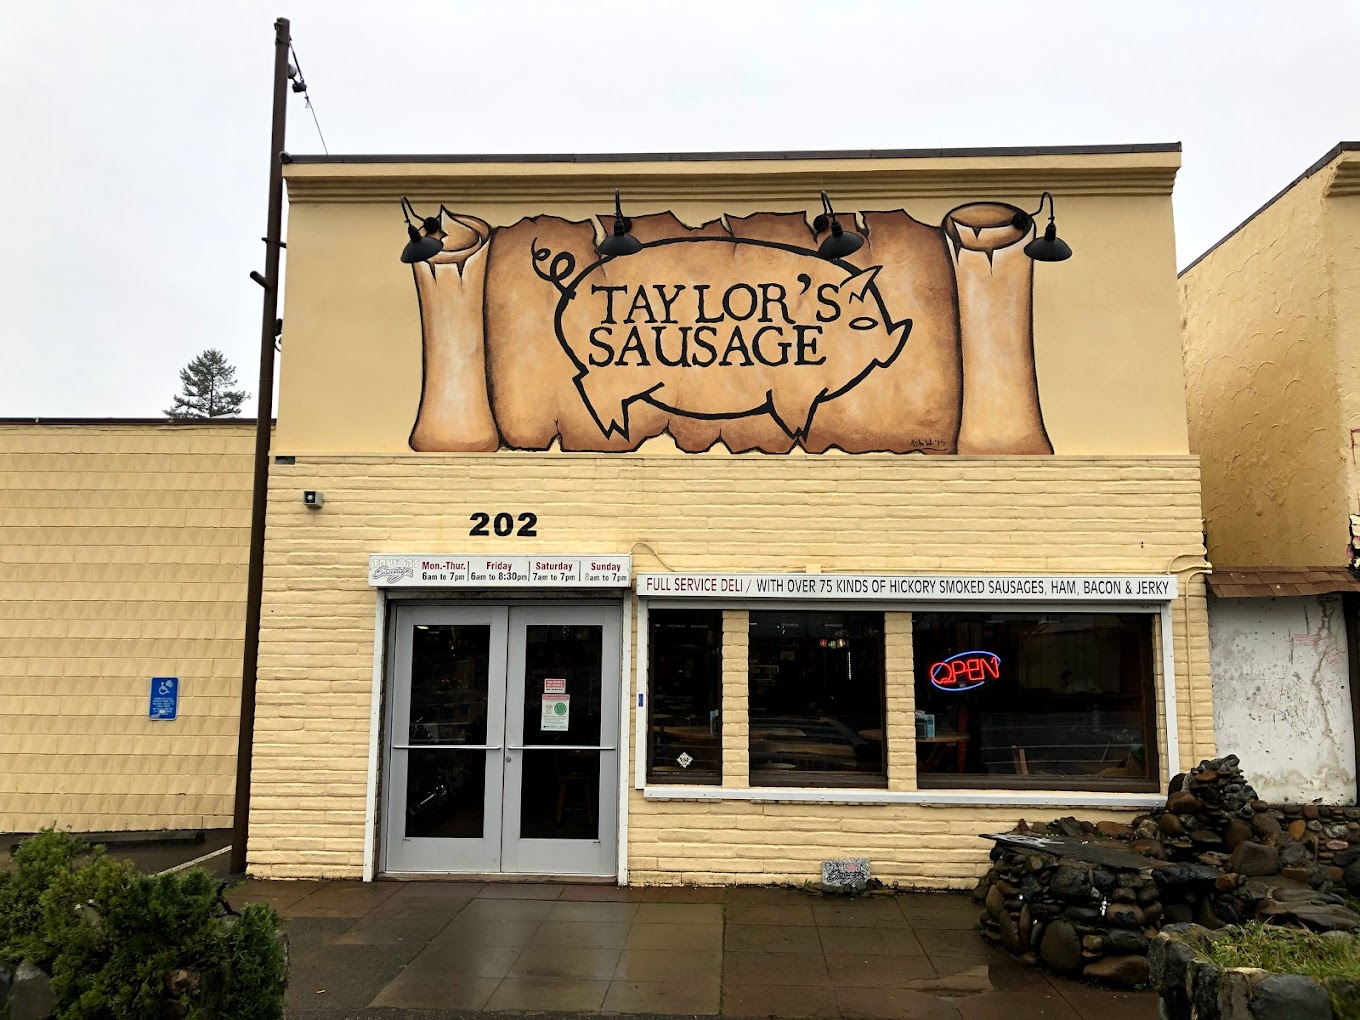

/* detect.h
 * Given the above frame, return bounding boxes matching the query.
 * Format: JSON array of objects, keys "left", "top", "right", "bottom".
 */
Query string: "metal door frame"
[
  {"left": 501, "top": 605, "right": 621, "bottom": 876},
  {"left": 379, "top": 600, "right": 621, "bottom": 878},
  {"left": 381, "top": 604, "right": 508, "bottom": 874}
]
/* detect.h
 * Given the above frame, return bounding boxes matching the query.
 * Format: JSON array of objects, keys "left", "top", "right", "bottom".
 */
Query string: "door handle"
[{"left": 505, "top": 745, "right": 616, "bottom": 752}]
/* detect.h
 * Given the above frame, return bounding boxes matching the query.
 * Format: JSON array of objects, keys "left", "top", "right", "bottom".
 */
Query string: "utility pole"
[{"left": 231, "top": 15, "right": 290, "bottom": 876}]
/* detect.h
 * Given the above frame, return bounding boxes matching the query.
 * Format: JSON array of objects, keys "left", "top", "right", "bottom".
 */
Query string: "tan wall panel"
[
  {"left": 1330, "top": 188, "right": 1360, "bottom": 526},
  {"left": 0, "top": 424, "right": 253, "bottom": 833},
  {"left": 1181, "top": 168, "right": 1348, "bottom": 566}
]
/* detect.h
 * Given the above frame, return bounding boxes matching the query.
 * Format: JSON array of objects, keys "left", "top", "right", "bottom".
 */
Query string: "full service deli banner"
[{"left": 407, "top": 204, "right": 1054, "bottom": 455}]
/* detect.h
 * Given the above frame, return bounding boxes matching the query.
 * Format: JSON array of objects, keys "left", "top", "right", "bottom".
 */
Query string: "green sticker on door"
[{"left": 541, "top": 692, "right": 570, "bottom": 731}]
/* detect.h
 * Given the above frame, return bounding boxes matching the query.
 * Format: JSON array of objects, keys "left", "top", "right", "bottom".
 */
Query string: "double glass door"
[{"left": 383, "top": 604, "right": 620, "bottom": 876}]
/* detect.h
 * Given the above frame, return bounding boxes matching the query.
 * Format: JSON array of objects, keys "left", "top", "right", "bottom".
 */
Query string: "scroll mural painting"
[{"left": 400, "top": 193, "right": 1069, "bottom": 455}]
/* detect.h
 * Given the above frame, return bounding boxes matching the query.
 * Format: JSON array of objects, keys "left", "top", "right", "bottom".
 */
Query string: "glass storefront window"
[
  {"left": 647, "top": 610, "right": 723, "bottom": 784},
  {"left": 912, "top": 612, "right": 1158, "bottom": 791},
  {"left": 748, "top": 611, "right": 886, "bottom": 787}
]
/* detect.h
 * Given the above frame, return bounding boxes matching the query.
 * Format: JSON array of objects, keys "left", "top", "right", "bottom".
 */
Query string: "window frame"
[
  {"left": 911, "top": 609, "right": 1163, "bottom": 794},
  {"left": 636, "top": 598, "right": 1175, "bottom": 799},
  {"left": 745, "top": 608, "right": 889, "bottom": 790},
  {"left": 644, "top": 607, "right": 725, "bottom": 786}
]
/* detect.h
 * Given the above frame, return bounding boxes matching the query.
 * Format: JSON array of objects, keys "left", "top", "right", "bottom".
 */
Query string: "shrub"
[{"left": 0, "top": 830, "right": 286, "bottom": 1020}]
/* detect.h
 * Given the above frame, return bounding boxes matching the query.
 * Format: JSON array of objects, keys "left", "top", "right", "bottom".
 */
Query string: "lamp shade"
[
  {"left": 597, "top": 225, "right": 642, "bottom": 257},
  {"left": 1023, "top": 222, "right": 1072, "bottom": 262},
  {"left": 817, "top": 223, "right": 864, "bottom": 259},
  {"left": 401, "top": 225, "right": 445, "bottom": 264}
]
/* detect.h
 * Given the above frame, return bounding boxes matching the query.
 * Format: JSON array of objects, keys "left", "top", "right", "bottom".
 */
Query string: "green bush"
[{"left": 0, "top": 830, "right": 286, "bottom": 1020}]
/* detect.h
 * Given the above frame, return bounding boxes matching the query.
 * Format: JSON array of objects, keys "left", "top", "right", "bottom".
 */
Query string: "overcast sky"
[{"left": 2, "top": 1, "right": 1356, "bottom": 417}]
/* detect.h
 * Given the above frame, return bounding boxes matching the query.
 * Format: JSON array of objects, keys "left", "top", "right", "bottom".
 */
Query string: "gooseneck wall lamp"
[
  {"left": 400, "top": 198, "right": 447, "bottom": 264},
  {"left": 813, "top": 191, "right": 865, "bottom": 260},
  {"left": 597, "top": 189, "right": 643, "bottom": 257},
  {"left": 1012, "top": 192, "right": 1073, "bottom": 262}
]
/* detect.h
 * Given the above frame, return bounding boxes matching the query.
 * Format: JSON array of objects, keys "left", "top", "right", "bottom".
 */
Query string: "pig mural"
[
  {"left": 405, "top": 204, "right": 1054, "bottom": 455},
  {"left": 539, "top": 239, "right": 912, "bottom": 442}
]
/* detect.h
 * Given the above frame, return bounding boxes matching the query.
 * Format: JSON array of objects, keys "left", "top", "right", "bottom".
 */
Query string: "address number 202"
[{"left": 469, "top": 511, "right": 538, "bottom": 537}]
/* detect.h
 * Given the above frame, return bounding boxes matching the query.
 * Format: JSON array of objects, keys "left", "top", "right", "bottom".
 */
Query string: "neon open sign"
[{"left": 929, "top": 650, "right": 1000, "bottom": 692}]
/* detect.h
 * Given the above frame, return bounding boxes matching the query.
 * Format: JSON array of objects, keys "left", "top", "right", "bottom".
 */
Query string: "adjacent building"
[
  {"left": 0, "top": 420, "right": 252, "bottom": 832},
  {"left": 1181, "top": 141, "right": 1360, "bottom": 804}
]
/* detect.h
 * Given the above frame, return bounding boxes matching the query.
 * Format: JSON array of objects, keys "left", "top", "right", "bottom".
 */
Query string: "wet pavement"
[{"left": 226, "top": 880, "right": 1156, "bottom": 1019}]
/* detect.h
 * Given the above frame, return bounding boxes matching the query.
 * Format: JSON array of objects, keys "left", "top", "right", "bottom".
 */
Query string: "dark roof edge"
[
  {"left": 0, "top": 417, "right": 265, "bottom": 425},
  {"left": 284, "top": 142, "right": 1182, "bottom": 165},
  {"left": 1180, "top": 141, "right": 1360, "bottom": 278}
]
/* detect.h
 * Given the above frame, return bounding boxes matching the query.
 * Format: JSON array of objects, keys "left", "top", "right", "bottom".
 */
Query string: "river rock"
[
  {"left": 1105, "top": 902, "right": 1144, "bottom": 928},
  {"left": 1229, "top": 841, "right": 1280, "bottom": 877},
  {"left": 1280, "top": 841, "right": 1310, "bottom": 868},
  {"left": 10, "top": 961, "right": 55, "bottom": 1020},
  {"left": 1289, "top": 819, "right": 1308, "bottom": 840},
  {"left": 1251, "top": 812, "right": 1283, "bottom": 840},
  {"left": 1164, "top": 903, "right": 1194, "bottom": 925},
  {"left": 1153, "top": 863, "right": 1220, "bottom": 889},
  {"left": 1345, "top": 859, "right": 1360, "bottom": 895},
  {"left": 1256, "top": 899, "right": 1360, "bottom": 932},
  {"left": 1082, "top": 953, "right": 1150, "bottom": 988},
  {"left": 1222, "top": 817, "right": 1252, "bottom": 851},
  {"left": 1095, "top": 820, "right": 1134, "bottom": 840},
  {"left": 1251, "top": 973, "right": 1332, "bottom": 1020},
  {"left": 1189, "top": 829, "right": 1224, "bottom": 849},
  {"left": 985, "top": 883, "right": 1005, "bottom": 919},
  {"left": 996, "top": 906, "right": 1023, "bottom": 954},
  {"left": 1104, "top": 927, "right": 1149, "bottom": 953},
  {"left": 1131, "top": 838, "right": 1167, "bottom": 860},
  {"left": 1038, "top": 919, "right": 1083, "bottom": 975},
  {"left": 1189, "top": 959, "right": 1221, "bottom": 1018},
  {"left": 1167, "top": 790, "right": 1202, "bottom": 813},
  {"left": 1048, "top": 865, "right": 1092, "bottom": 903}
]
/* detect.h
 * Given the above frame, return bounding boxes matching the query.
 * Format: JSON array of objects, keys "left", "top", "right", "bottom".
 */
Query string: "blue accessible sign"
[{"left": 149, "top": 677, "right": 179, "bottom": 721}]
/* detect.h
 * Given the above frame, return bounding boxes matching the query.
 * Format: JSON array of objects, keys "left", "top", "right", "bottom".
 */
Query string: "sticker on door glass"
[
  {"left": 541, "top": 693, "right": 570, "bottom": 731},
  {"left": 676, "top": 752, "right": 694, "bottom": 769},
  {"left": 543, "top": 678, "right": 566, "bottom": 694}
]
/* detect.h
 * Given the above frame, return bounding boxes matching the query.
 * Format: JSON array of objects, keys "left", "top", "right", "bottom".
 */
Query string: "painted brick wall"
[
  {"left": 251, "top": 452, "right": 1209, "bottom": 882},
  {"left": 0, "top": 423, "right": 253, "bottom": 832}
]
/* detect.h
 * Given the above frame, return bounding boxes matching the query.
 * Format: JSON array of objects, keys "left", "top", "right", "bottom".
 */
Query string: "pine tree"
[{"left": 165, "top": 349, "right": 249, "bottom": 418}]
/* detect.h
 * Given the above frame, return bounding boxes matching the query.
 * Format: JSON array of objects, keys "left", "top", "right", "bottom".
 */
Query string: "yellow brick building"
[
  {"left": 0, "top": 420, "right": 252, "bottom": 832},
  {"left": 1180, "top": 142, "right": 1360, "bottom": 804},
  {"left": 243, "top": 145, "right": 1213, "bottom": 886}
]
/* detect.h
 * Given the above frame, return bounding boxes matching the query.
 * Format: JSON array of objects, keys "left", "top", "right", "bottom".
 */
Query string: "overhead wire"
[{"left": 287, "top": 43, "right": 329, "bottom": 155}]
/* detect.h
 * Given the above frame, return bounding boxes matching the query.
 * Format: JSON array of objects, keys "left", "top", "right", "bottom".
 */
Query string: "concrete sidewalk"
[{"left": 229, "top": 880, "right": 1155, "bottom": 1020}]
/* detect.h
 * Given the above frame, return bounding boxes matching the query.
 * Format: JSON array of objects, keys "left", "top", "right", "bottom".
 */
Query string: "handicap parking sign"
[{"left": 149, "top": 677, "right": 179, "bottom": 721}]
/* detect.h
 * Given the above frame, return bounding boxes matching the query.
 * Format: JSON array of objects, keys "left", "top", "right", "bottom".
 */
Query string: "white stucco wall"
[{"left": 1210, "top": 595, "right": 1356, "bottom": 804}]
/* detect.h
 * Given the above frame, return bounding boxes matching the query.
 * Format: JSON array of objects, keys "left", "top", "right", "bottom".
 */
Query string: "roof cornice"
[
  {"left": 1327, "top": 146, "right": 1360, "bottom": 197},
  {"left": 283, "top": 149, "right": 1181, "bottom": 203}
]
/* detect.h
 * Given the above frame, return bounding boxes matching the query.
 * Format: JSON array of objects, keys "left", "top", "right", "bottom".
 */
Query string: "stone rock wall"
[
  {"left": 977, "top": 755, "right": 1360, "bottom": 987},
  {"left": 1149, "top": 923, "right": 1354, "bottom": 1020}
]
